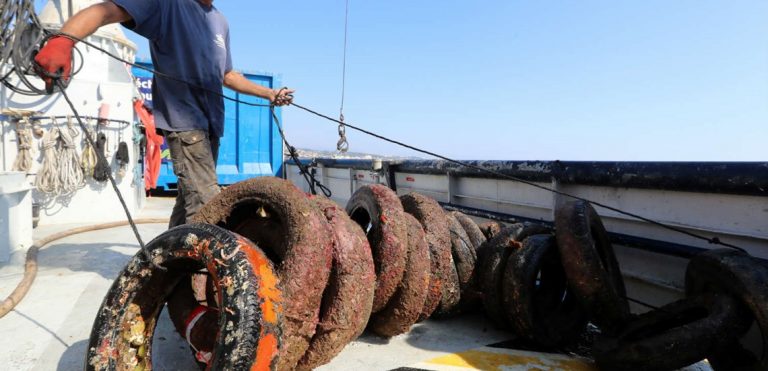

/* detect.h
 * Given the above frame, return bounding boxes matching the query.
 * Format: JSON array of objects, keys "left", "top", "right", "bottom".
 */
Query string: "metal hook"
[{"left": 337, "top": 113, "right": 349, "bottom": 153}]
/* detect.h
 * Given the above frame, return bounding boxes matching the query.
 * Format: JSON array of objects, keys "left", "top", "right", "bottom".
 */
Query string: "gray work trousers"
[{"left": 164, "top": 130, "right": 221, "bottom": 228}]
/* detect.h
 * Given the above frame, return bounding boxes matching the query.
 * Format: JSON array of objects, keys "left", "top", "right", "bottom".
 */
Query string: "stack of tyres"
[
  {"left": 86, "top": 180, "right": 768, "bottom": 371},
  {"left": 556, "top": 200, "right": 768, "bottom": 371},
  {"left": 187, "top": 177, "right": 337, "bottom": 370},
  {"left": 594, "top": 248, "right": 768, "bottom": 371}
]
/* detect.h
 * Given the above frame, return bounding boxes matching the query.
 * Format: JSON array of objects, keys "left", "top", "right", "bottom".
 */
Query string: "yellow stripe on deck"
[{"left": 409, "top": 346, "right": 596, "bottom": 371}]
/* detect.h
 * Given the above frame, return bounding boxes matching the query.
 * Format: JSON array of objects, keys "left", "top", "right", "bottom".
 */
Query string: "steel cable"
[{"left": 289, "top": 102, "right": 748, "bottom": 253}]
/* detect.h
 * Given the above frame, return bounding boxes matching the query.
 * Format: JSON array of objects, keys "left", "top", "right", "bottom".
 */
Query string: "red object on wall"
[{"left": 134, "top": 99, "right": 164, "bottom": 191}]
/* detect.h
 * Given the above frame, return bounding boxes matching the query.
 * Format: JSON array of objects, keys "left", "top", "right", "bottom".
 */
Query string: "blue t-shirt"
[{"left": 112, "top": 0, "right": 233, "bottom": 137}]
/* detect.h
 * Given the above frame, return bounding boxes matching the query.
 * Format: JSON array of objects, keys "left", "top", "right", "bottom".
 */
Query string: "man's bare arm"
[
  {"left": 60, "top": 2, "right": 132, "bottom": 40},
  {"left": 223, "top": 70, "right": 294, "bottom": 106}
]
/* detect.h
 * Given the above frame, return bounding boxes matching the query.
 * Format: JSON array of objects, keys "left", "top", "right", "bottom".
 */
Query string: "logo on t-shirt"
[{"left": 214, "top": 34, "right": 226, "bottom": 50}]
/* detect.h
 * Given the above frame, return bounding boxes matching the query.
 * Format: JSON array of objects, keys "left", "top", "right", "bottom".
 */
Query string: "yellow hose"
[{"left": 0, "top": 218, "right": 169, "bottom": 319}]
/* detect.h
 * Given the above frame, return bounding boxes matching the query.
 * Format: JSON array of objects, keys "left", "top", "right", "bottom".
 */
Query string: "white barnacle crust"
[{"left": 185, "top": 233, "right": 199, "bottom": 247}]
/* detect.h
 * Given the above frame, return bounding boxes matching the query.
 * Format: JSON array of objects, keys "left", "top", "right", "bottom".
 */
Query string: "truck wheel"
[
  {"left": 297, "top": 196, "right": 376, "bottom": 371},
  {"left": 555, "top": 200, "right": 630, "bottom": 335},
  {"left": 191, "top": 177, "right": 334, "bottom": 370},
  {"left": 594, "top": 293, "right": 751, "bottom": 371},
  {"left": 399, "top": 193, "right": 457, "bottom": 320},
  {"left": 369, "top": 213, "right": 431, "bottom": 337},
  {"left": 86, "top": 224, "right": 282, "bottom": 371},
  {"left": 346, "top": 184, "right": 409, "bottom": 313},
  {"left": 686, "top": 249, "right": 768, "bottom": 370},
  {"left": 502, "top": 234, "right": 588, "bottom": 347}
]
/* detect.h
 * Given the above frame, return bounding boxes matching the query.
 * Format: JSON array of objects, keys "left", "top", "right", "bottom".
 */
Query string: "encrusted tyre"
[
  {"left": 555, "top": 200, "right": 629, "bottom": 335},
  {"left": 297, "top": 196, "right": 376, "bottom": 371},
  {"left": 686, "top": 249, "right": 768, "bottom": 370},
  {"left": 594, "top": 293, "right": 751, "bottom": 371},
  {"left": 450, "top": 211, "right": 486, "bottom": 253},
  {"left": 86, "top": 224, "right": 282, "bottom": 371},
  {"left": 346, "top": 184, "right": 409, "bottom": 313},
  {"left": 478, "top": 223, "right": 550, "bottom": 328},
  {"left": 191, "top": 177, "right": 334, "bottom": 370},
  {"left": 478, "top": 220, "right": 504, "bottom": 240},
  {"left": 446, "top": 212, "right": 479, "bottom": 310},
  {"left": 399, "top": 193, "right": 458, "bottom": 319},
  {"left": 368, "top": 213, "right": 431, "bottom": 337},
  {"left": 502, "top": 234, "right": 588, "bottom": 346}
]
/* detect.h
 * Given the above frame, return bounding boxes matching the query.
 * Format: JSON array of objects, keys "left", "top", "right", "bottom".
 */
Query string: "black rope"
[
  {"left": 289, "top": 102, "right": 747, "bottom": 254},
  {"left": 16, "top": 26, "right": 746, "bottom": 254},
  {"left": 55, "top": 80, "right": 161, "bottom": 269},
  {"left": 48, "top": 32, "right": 271, "bottom": 107},
  {"left": 268, "top": 101, "right": 331, "bottom": 197}
]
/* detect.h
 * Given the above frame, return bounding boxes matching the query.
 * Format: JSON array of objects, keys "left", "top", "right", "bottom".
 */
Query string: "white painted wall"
[{"left": 1, "top": 0, "right": 143, "bottom": 225}]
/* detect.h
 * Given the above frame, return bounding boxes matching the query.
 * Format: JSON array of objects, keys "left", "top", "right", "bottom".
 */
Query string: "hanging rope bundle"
[
  {"left": 115, "top": 141, "right": 129, "bottom": 178},
  {"left": 93, "top": 132, "right": 110, "bottom": 182},
  {"left": 35, "top": 125, "right": 61, "bottom": 194},
  {"left": 11, "top": 118, "right": 33, "bottom": 172},
  {"left": 57, "top": 116, "right": 84, "bottom": 195},
  {"left": 80, "top": 120, "right": 97, "bottom": 179}
]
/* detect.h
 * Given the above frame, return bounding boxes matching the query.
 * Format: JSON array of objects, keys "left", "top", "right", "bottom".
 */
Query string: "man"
[{"left": 35, "top": 0, "right": 294, "bottom": 227}]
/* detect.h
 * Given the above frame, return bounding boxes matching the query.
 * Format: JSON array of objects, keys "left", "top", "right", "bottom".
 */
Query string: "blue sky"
[{"left": 55, "top": 1, "right": 768, "bottom": 160}]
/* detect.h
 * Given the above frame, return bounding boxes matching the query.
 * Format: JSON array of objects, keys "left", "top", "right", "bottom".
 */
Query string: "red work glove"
[{"left": 34, "top": 35, "right": 75, "bottom": 93}]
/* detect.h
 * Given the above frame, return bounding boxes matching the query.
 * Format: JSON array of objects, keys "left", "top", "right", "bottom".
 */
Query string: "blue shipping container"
[{"left": 132, "top": 60, "right": 284, "bottom": 190}]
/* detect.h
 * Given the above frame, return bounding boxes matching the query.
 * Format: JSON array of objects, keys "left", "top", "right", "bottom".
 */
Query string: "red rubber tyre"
[
  {"left": 555, "top": 200, "right": 629, "bottom": 335},
  {"left": 399, "top": 193, "right": 458, "bottom": 319},
  {"left": 346, "top": 184, "right": 409, "bottom": 313},
  {"left": 86, "top": 224, "right": 282, "bottom": 371},
  {"left": 502, "top": 234, "right": 588, "bottom": 346},
  {"left": 296, "top": 196, "right": 376, "bottom": 370},
  {"left": 368, "top": 213, "right": 431, "bottom": 337},
  {"left": 685, "top": 249, "right": 768, "bottom": 370},
  {"left": 191, "top": 177, "right": 334, "bottom": 370}
]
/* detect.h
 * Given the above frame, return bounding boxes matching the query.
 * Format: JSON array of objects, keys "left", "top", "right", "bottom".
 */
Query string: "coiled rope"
[
  {"left": 34, "top": 125, "right": 60, "bottom": 194},
  {"left": 11, "top": 118, "right": 33, "bottom": 172},
  {"left": 80, "top": 121, "right": 97, "bottom": 179},
  {"left": 57, "top": 117, "right": 84, "bottom": 195}
]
